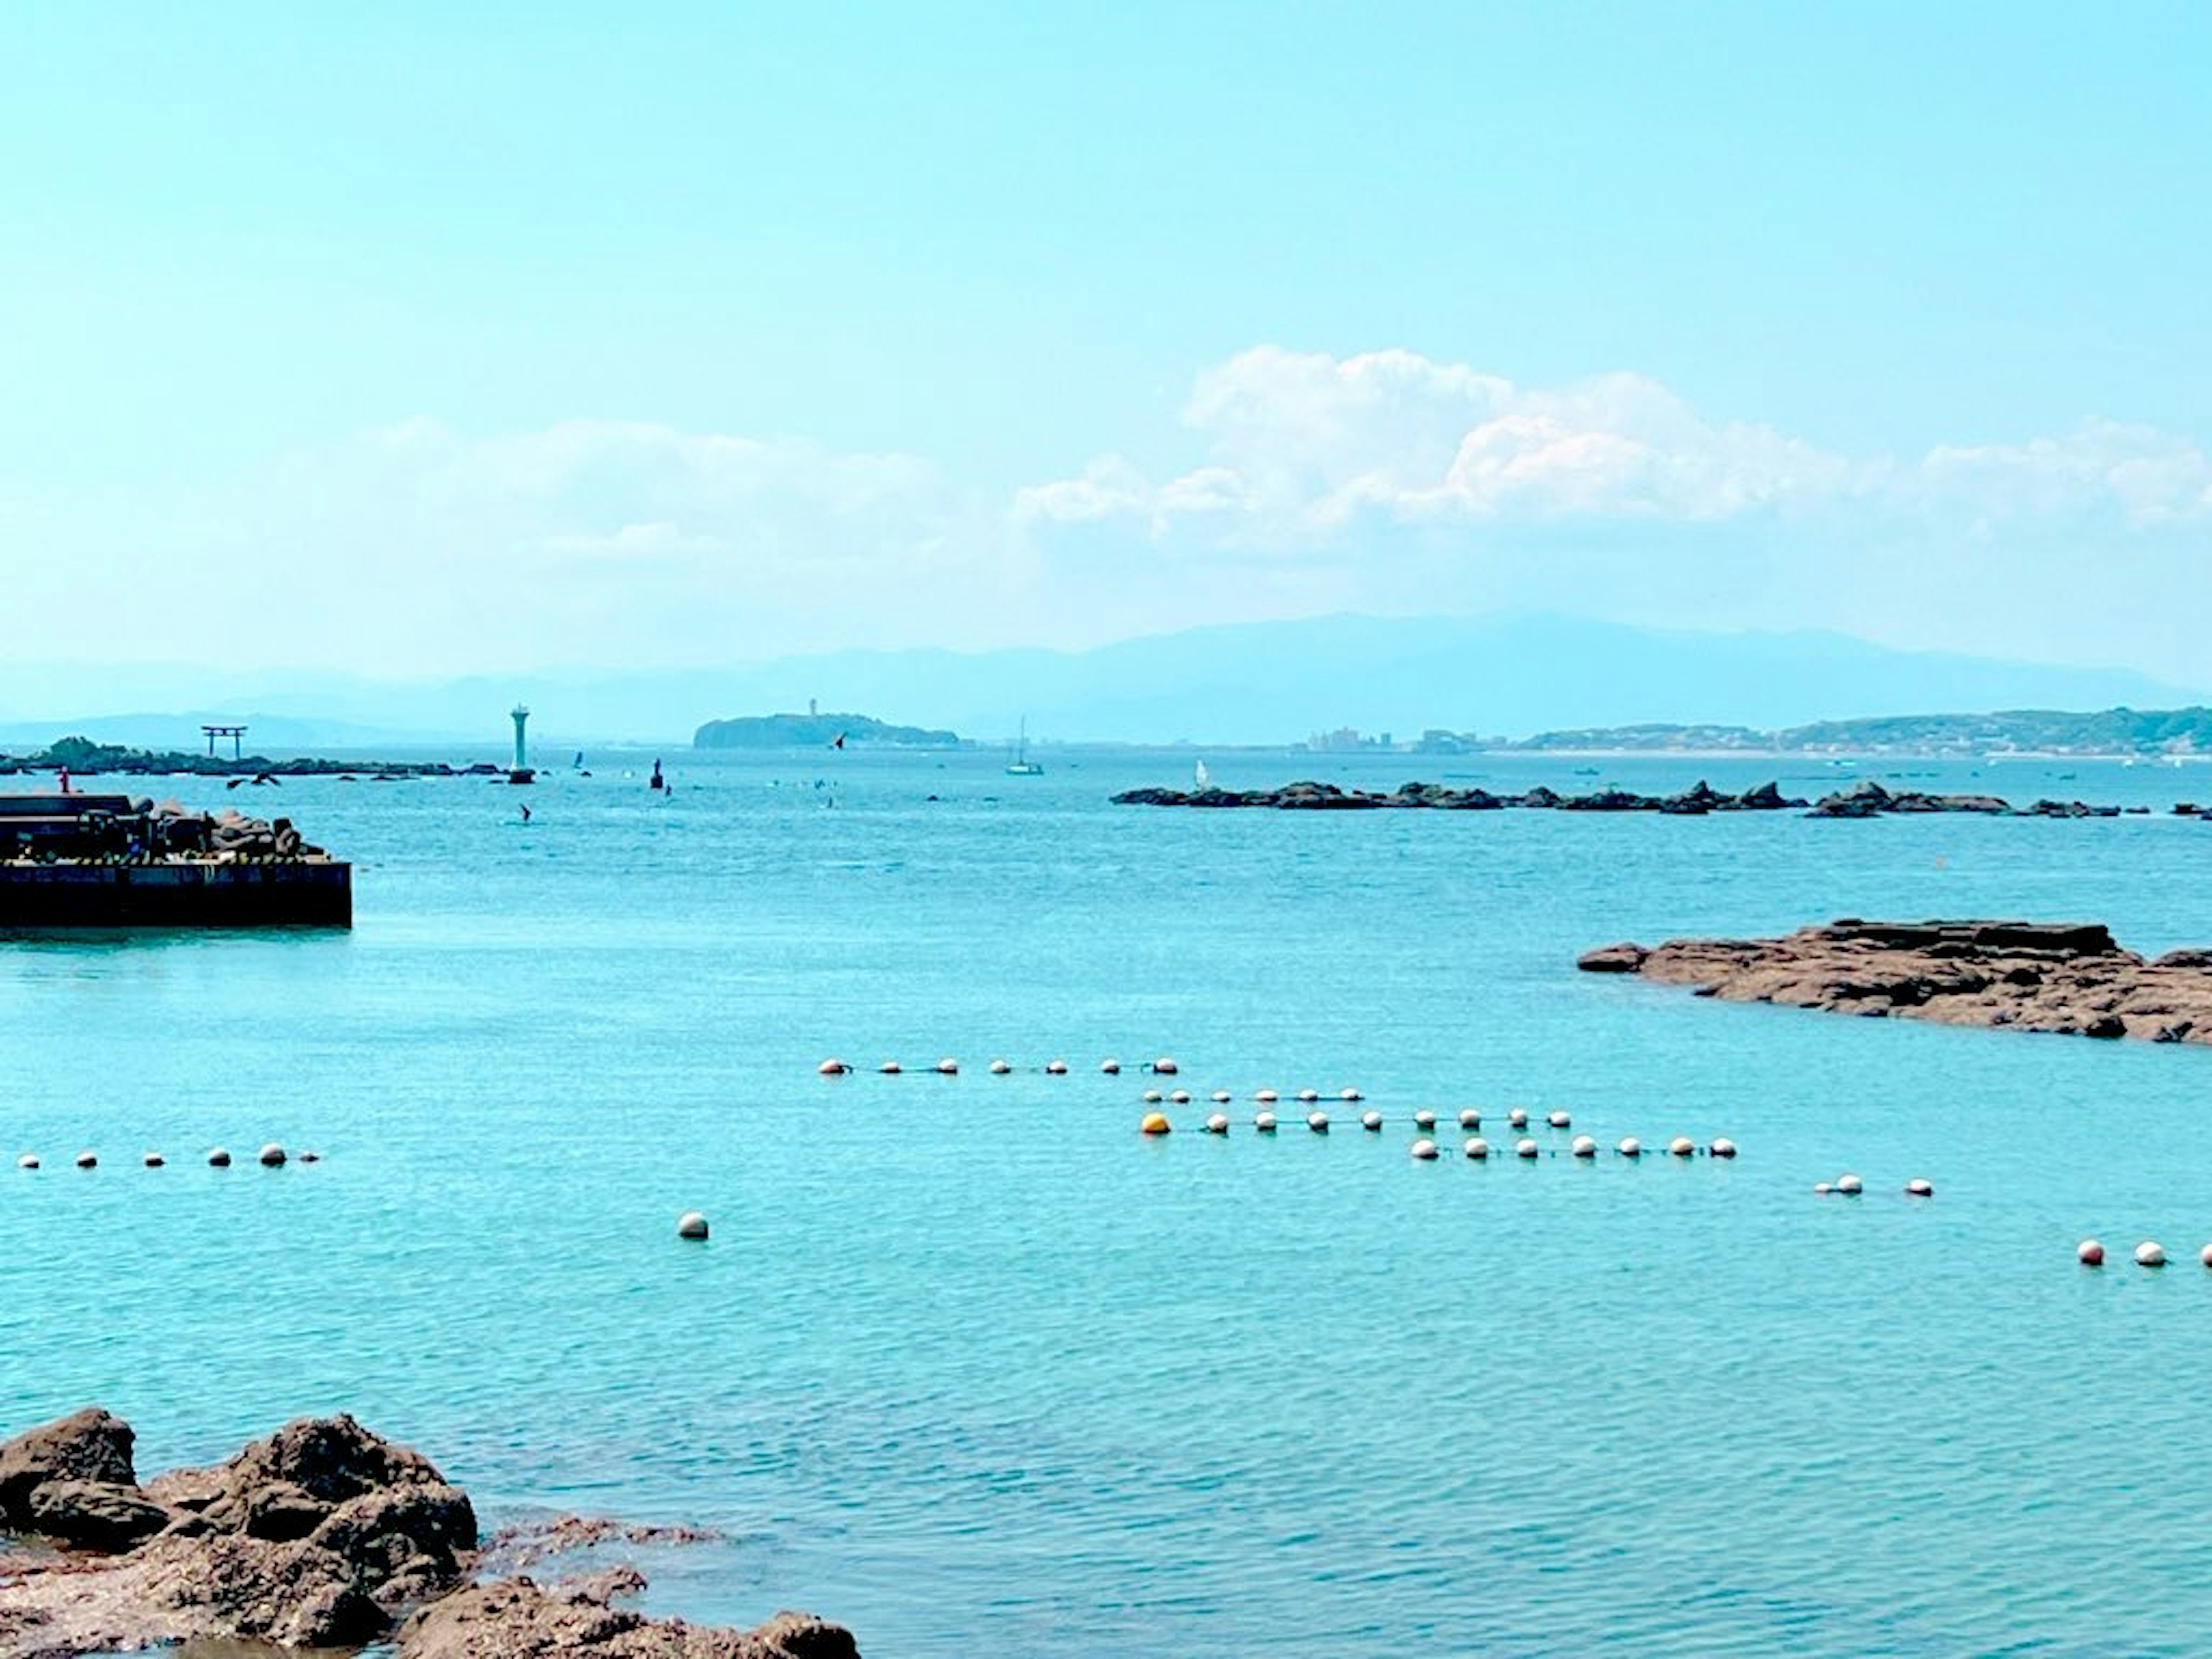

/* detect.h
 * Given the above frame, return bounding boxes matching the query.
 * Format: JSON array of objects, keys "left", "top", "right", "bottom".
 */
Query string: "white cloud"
[{"left": 1022, "top": 347, "right": 2211, "bottom": 540}]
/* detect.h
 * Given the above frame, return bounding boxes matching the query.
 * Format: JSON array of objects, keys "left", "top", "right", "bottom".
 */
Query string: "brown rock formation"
[
  {"left": 0, "top": 1411, "right": 858, "bottom": 1659},
  {"left": 397, "top": 1571, "right": 859, "bottom": 1659},
  {"left": 1578, "top": 918, "right": 2212, "bottom": 1043}
]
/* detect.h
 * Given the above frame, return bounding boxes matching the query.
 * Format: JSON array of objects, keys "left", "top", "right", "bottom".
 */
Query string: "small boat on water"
[{"left": 1005, "top": 718, "right": 1044, "bottom": 777}]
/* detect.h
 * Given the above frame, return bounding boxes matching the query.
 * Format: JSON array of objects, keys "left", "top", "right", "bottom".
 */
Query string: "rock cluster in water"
[
  {"left": 0, "top": 1409, "right": 857, "bottom": 1659},
  {"left": 1112, "top": 779, "right": 2149, "bottom": 816},
  {"left": 1112, "top": 779, "right": 1806, "bottom": 812},
  {"left": 1579, "top": 918, "right": 2212, "bottom": 1044}
]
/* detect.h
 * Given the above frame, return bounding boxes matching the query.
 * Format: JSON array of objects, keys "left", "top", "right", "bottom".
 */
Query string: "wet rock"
[
  {"left": 396, "top": 1573, "right": 860, "bottom": 1659},
  {"left": 0, "top": 1410, "right": 476, "bottom": 1656},
  {"left": 0, "top": 1408, "right": 137, "bottom": 1527},
  {"left": 1578, "top": 918, "right": 2212, "bottom": 1046},
  {"left": 23, "top": 1480, "right": 176, "bottom": 1550}
]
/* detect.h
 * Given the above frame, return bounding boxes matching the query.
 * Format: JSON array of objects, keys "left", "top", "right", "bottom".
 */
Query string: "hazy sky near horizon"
[{"left": 4, "top": 2, "right": 2207, "bottom": 680}]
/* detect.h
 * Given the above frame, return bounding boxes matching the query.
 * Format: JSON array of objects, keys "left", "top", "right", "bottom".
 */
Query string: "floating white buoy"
[
  {"left": 1904, "top": 1177, "right": 1933, "bottom": 1198},
  {"left": 1464, "top": 1137, "right": 1490, "bottom": 1160},
  {"left": 2077, "top": 1238, "right": 2104, "bottom": 1265},
  {"left": 1813, "top": 1183, "right": 1833, "bottom": 1195},
  {"left": 143, "top": 1153, "right": 164, "bottom": 1168},
  {"left": 1045, "top": 1060, "right": 1068, "bottom": 1075},
  {"left": 1361, "top": 1110, "right": 1382, "bottom": 1132},
  {"left": 817, "top": 1059, "right": 851, "bottom": 1077},
  {"left": 1618, "top": 1137, "right": 1642, "bottom": 1158},
  {"left": 2199, "top": 1243, "right": 2212, "bottom": 1269},
  {"left": 298, "top": 1150, "right": 321, "bottom": 1164},
  {"left": 1709, "top": 1138, "right": 1738, "bottom": 1160},
  {"left": 935, "top": 1058, "right": 959, "bottom": 1075},
  {"left": 1836, "top": 1173, "right": 1863, "bottom": 1195},
  {"left": 1212, "top": 1090, "right": 1232, "bottom": 1104},
  {"left": 1458, "top": 1108, "right": 1480, "bottom": 1130},
  {"left": 1508, "top": 1108, "right": 1529, "bottom": 1130},
  {"left": 1515, "top": 1138, "right": 1540, "bottom": 1160},
  {"left": 989, "top": 1059, "right": 1012, "bottom": 1074},
  {"left": 677, "top": 1211, "right": 709, "bottom": 1240},
  {"left": 1142, "top": 1089, "right": 1164, "bottom": 1104},
  {"left": 17, "top": 1154, "right": 37, "bottom": 1171},
  {"left": 1340, "top": 1087, "right": 1363, "bottom": 1103},
  {"left": 1308, "top": 1111, "right": 1330, "bottom": 1132},
  {"left": 1297, "top": 1089, "right": 1320, "bottom": 1104},
  {"left": 259, "top": 1143, "right": 287, "bottom": 1168},
  {"left": 1100, "top": 1059, "right": 1121, "bottom": 1074},
  {"left": 1153, "top": 1057, "right": 1179, "bottom": 1075},
  {"left": 74, "top": 1152, "right": 96, "bottom": 1169},
  {"left": 1547, "top": 1110, "right": 1571, "bottom": 1129},
  {"left": 1255, "top": 1088, "right": 1279, "bottom": 1104},
  {"left": 1205, "top": 1113, "right": 1229, "bottom": 1135},
  {"left": 878, "top": 1060, "right": 903, "bottom": 1074},
  {"left": 2137, "top": 1240, "right": 2166, "bottom": 1268},
  {"left": 1413, "top": 1109, "right": 1437, "bottom": 1130},
  {"left": 1669, "top": 1137, "right": 1696, "bottom": 1158},
  {"left": 208, "top": 1148, "right": 232, "bottom": 1168},
  {"left": 1570, "top": 1135, "right": 1597, "bottom": 1158},
  {"left": 1254, "top": 1111, "right": 1277, "bottom": 1132},
  {"left": 1410, "top": 1138, "right": 1438, "bottom": 1160},
  {"left": 1141, "top": 1112, "right": 1171, "bottom": 1135},
  {"left": 1169, "top": 1090, "right": 1192, "bottom": 1105}
]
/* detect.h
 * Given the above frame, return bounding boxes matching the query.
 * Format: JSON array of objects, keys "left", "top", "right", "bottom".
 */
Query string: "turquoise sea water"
[{"left": 6, "top": 748, "right": 2212, "bottom": 1656}]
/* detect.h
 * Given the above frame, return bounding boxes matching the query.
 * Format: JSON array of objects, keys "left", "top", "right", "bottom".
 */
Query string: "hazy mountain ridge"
[{"left": 1, "top": 615, "right": 2202, "bottom": 749}]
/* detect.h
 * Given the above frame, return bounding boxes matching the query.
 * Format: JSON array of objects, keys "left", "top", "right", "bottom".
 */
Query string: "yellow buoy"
[{"left": 1141, "top": 1112, "right": 1172, "bottom": 1135}]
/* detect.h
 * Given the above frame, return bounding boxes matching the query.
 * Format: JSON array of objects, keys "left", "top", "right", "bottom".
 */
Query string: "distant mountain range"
[
  {"left": 1505, "top": 708, "right": 2212, "bottom": 757},
  {"left": 0, "top": 614, "right": 2204, "bottom": 751}
]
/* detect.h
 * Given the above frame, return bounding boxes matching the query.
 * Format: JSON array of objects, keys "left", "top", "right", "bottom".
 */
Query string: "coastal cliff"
[{"left": 1578, "top": 918, "right": 2212, "bottom": 1044}]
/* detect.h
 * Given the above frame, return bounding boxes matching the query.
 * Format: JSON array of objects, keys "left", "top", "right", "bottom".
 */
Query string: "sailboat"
[
  {"left": 1005, "top": 717, "right": 1045, "bottom": 776},
  {"left": 1195, "top": 760, "right": 1211, "bottom": 789}
]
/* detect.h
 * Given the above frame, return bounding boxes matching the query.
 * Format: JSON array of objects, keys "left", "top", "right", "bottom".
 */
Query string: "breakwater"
[{"left": 1112, "top": 777, "right": 2188, "bottom": 816}]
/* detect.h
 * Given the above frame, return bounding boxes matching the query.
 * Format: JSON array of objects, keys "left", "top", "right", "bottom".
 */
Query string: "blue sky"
[{"left": 3, "top": 2, "right": 2206, "bottom": 680}]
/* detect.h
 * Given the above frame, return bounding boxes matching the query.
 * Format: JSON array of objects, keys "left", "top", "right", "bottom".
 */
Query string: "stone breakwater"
[
  {"left": 1113, "top": 779, "right": 2170, "bottom": 816},
  {"left": 0, "top": 1408, "right": 857, "bottom": 1659},
  {"left": 1578, "top": 919, "right": 2212, "bottom": 1044}
]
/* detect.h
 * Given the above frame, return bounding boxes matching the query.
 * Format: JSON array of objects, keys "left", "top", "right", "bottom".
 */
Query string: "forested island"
[
  {"left": 1482, "top": 706, "right": 2212, "bottom": 757},
  {"left": 692, "top": 711, "right": 963, "bottom": 749}
]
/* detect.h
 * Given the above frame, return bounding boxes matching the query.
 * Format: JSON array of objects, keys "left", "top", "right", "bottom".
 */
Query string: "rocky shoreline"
[
  {"left": 1112, "top": 778, "right": 2187, "bottom": 817},
  {"left": 0, "top": 1409, "right": 857, "bottom": 1659},
  {"left": 1578, "top": 918, "right": 2212, "bottom": 1044}
]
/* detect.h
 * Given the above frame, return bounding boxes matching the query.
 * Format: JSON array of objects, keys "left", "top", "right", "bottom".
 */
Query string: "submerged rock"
[{"left": 1579, "top": 918, "right": 2212, "bottom": 1044}]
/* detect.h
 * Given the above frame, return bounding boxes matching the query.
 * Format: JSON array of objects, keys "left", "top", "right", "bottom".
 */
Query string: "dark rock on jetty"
[
  {"left": 0, "top": 1410, "right": 859, "bottom": 1659},
  {"left": 1805, "top": 779, "right": 2124, "bottom": 818},
  {"left": 1578, "top": 918, "right": 2212, "bottom": 1043},
  {"left": 1112, "top": 779, "right": 1808, "bottom": 813}
]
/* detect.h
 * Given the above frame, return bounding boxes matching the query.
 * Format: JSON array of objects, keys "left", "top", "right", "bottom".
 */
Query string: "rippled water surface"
[{"left": 7, "top": 749, "right": 2212, "bottom": 1656}]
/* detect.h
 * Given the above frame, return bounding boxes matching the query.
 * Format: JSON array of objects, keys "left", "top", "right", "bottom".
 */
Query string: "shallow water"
[{"left": 6, "top": 748, "right": 2212, "bottom": 1656}]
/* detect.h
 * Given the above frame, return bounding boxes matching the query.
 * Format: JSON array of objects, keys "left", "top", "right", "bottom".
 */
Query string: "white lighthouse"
[{"left": 511, "top": 704, "right": 530, "bottom": 772}]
